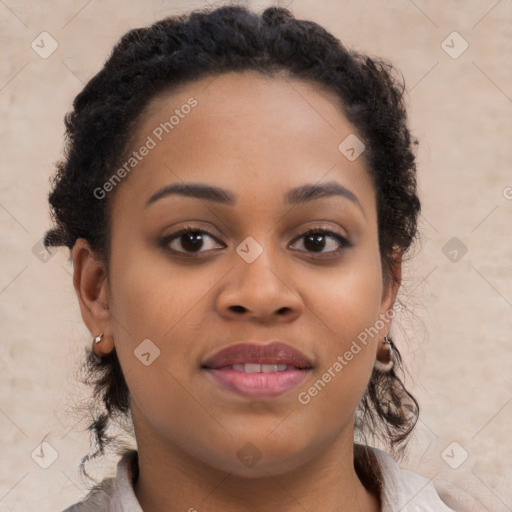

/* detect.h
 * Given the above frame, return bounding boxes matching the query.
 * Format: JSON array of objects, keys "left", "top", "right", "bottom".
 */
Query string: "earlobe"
[
  {"left": 374, "top": 334, "right": 394, "bottom": 372},
  {"left": 92, "top": 331, "right": 115, "bottom": 357},
  {"left": 72, "top": 238, "right": 114, "bottom": 355}
]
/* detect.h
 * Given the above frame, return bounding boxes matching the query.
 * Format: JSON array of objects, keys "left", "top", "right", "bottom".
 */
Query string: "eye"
[
  {"left": 160, "top": 225, "right": 351, "bottom": 257},
  {"left": 160, "top": 225, "right": 224, "bottom": 255},
  {"left": 290, "top": 228, "right": 351, "bottom": 255}
]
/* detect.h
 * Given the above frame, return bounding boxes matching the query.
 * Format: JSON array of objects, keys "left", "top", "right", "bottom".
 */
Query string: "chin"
[{"left": 199, "top": 441, "right": 316, "bottom": 479}]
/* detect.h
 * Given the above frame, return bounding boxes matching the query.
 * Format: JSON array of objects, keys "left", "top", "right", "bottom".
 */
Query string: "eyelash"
[{"left": 159, "top": 224, "right": 352, "bottom": 257}]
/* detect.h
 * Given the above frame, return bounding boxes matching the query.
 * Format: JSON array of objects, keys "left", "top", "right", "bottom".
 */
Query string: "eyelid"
[{"left": 291, "top": 227, "right": 351, "bottom": 245}]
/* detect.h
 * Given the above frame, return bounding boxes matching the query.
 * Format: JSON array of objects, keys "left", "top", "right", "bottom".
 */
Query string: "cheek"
[
  {"left": 302, "top": 251, "right": 384, "bottom": 403},
  {"left": 107, "top": 251, "right": 209, "bottom": 432},
  {"left": 313, "top": 251, "right": 384, "bottom": 343},
  {"left": 109, "top": 246, "right": 205, "bottom": 341},
  {"left": 107, "top": 244, "right": 221, "bottom": 397}
]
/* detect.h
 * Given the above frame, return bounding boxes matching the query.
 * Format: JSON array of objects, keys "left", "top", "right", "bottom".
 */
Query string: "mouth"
[
  {"left": 201, "top": 341, "right": 313, "bottom": 398},
  {"left": 216, "top": 363, "right": 299, "bottom": 372}
]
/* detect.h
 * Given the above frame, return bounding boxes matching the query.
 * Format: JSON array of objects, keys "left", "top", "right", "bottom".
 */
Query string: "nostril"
[{"left": 229, "top": 305, "right": 246, "bottom": 313}]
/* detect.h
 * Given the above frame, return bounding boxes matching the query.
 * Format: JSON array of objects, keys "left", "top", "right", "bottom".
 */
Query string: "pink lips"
[{"left": 201, "top": 341, "right": 313, "bottom": 398}]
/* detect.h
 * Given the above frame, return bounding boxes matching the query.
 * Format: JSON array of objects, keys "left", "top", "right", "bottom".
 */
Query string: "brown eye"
[
  {"left": 161, "top": 227, "right": 224, "bottom": 254},
  {"left": 290, "top": 228, "right": 351, "bottom": 255}
]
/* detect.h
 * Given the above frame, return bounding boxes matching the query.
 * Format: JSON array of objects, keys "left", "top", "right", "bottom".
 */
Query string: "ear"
[
  {"left": 376, "top": 247, "right": 402, "bottom": 362},
  {"left": 380, "top": 246, "right": 402, "bottom": 315},
  {"left": 72, "top": 238, "right": 115, "bottom": 357}
]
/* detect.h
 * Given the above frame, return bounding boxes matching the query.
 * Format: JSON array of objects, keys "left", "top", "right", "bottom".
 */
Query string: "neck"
[{"left": 132, "top": 416, "right": 380, "bottom": 512}]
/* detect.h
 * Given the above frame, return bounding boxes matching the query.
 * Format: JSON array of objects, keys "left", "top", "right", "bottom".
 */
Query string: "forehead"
[
  {"left": 109, "top": 70, "right": 375, "bottom": 218},
  {"left": 146, "top": 70, "right": 344, "bottom": 124}
]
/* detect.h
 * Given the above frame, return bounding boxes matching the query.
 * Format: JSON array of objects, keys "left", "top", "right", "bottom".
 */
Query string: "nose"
[{"left": 216, "top": 244, "right": 303, "bottom": 324}]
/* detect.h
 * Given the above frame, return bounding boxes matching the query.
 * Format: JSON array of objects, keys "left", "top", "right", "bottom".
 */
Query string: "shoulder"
[
  {"left": 434, "top": 479, "right": 493, "bottom": 512},
  {"left": 60, "top": 450, "right": 141, "bottom": 512},
  {"left": 368, "top": 446, "right": 490, "bottom": 512}
]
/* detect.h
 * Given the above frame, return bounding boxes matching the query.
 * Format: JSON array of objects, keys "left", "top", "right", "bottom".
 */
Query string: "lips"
[{"left": 201, "top": 341, "right": 314, "bottom": 370}]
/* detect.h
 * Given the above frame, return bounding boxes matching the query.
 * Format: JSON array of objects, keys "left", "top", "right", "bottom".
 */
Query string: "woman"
[{"left": 44, "top": 4, "right": 487, "bottom": 511}]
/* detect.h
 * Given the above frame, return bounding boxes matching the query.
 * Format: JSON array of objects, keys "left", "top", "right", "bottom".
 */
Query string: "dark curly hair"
[{"left": 44, "top": 3, "right": 420, "bottom": 484}]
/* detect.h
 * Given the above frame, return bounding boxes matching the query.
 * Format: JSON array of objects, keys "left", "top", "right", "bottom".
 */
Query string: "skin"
[{"left": 73, "top": 70, "right": 401, "bottom": 512}]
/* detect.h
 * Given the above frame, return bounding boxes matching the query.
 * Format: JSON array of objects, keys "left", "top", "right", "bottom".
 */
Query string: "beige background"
[{"left": 1, "top": 0, "right": 511, "bottom": 510}]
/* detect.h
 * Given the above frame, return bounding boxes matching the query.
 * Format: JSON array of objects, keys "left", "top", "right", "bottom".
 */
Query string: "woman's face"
[{"left": 101, "top": 70, "right": 398, "bottom": 476}]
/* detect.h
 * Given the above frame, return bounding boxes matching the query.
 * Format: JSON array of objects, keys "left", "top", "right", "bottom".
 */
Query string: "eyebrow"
[{"left": 145, "top": 180, "right": 364, "bottom": 214}]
